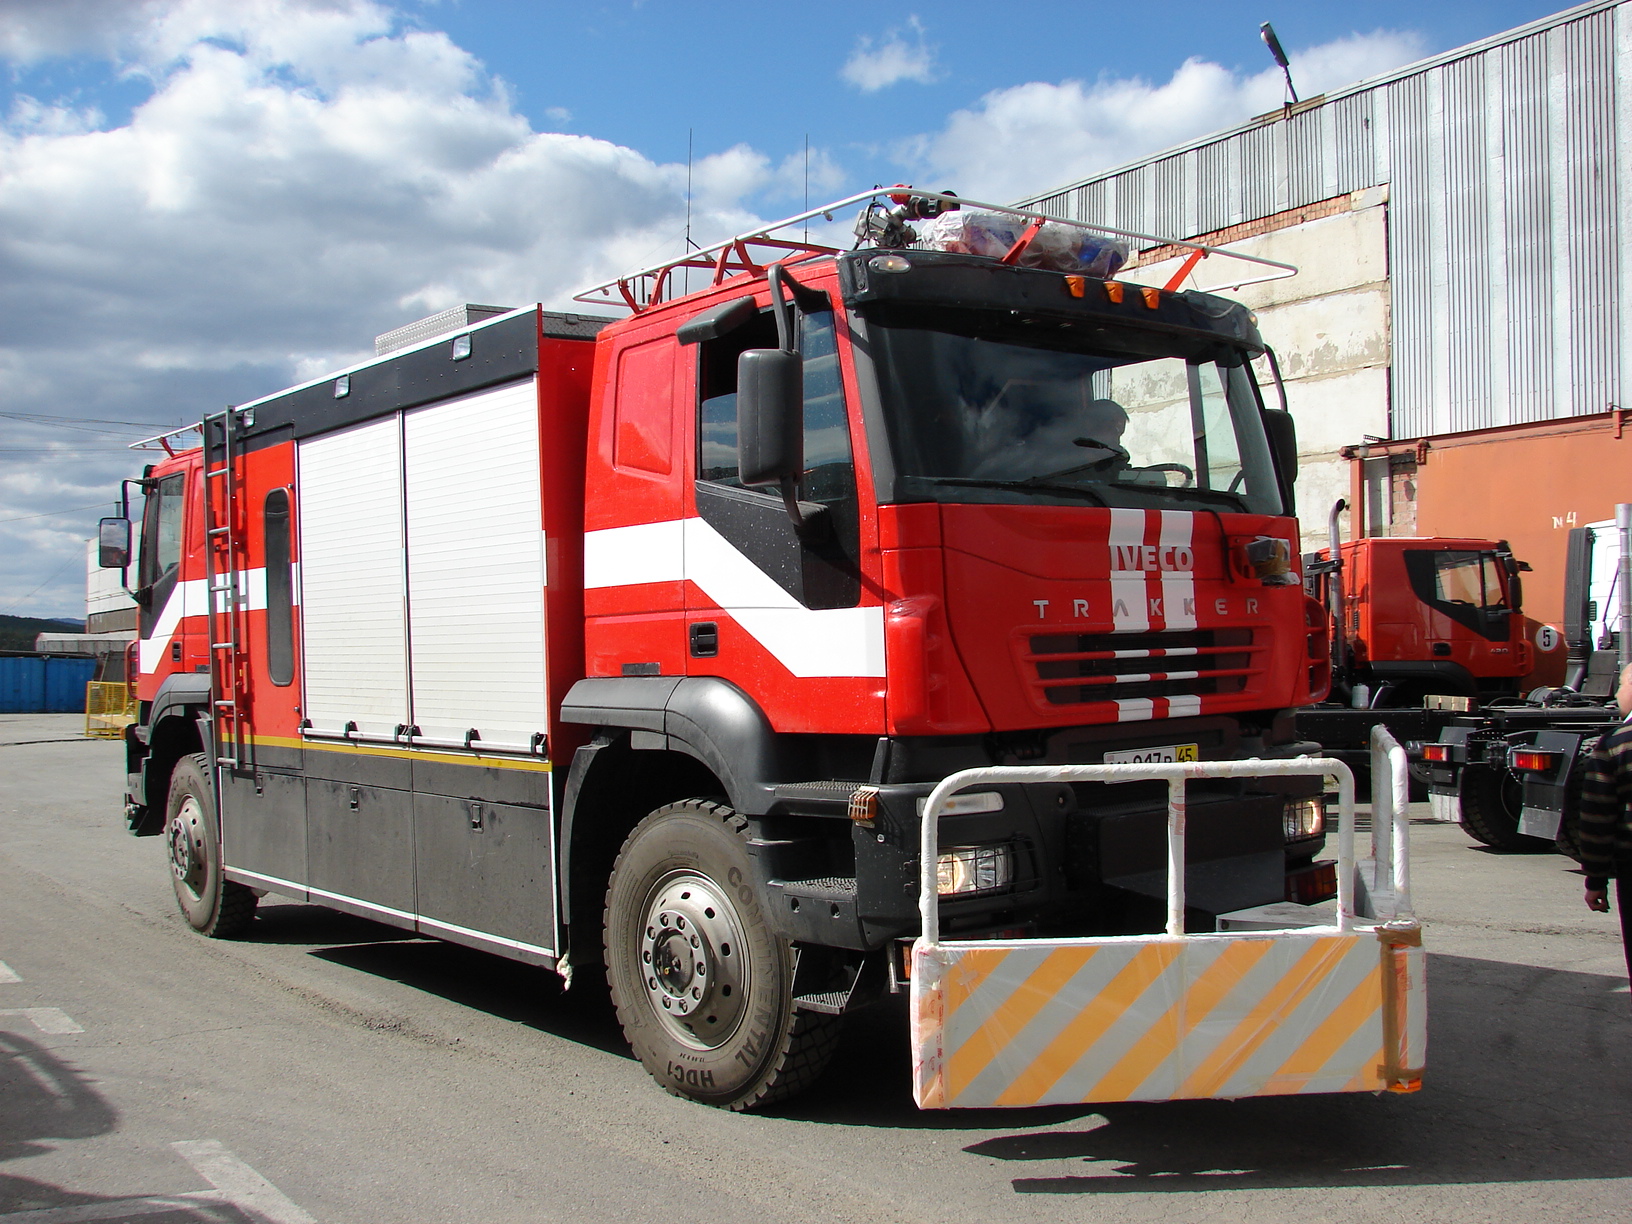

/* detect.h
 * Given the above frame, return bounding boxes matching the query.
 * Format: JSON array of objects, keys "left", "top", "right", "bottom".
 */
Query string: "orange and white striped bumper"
[{"left": 910, "top": 923, "right": 1424, "bottom": 1109}]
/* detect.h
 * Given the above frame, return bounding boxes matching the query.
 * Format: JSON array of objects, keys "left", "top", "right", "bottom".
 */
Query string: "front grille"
[{"left": 1024, "top": 628, "right": 1260, "bottom": 708}]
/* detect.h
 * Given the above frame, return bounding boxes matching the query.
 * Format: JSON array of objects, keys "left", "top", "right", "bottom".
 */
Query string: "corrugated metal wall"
[{"left": 1026, "top": 1, "right": 1628, "bottom": 441}]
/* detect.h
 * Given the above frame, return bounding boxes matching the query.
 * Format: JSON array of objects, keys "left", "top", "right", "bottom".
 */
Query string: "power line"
[{"left": 0, "top": 501, "right": 115, "bottom": 524}]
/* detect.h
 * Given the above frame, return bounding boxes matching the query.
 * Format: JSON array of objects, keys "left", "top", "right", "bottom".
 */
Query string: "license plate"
[{"left": 1103, "top": 743, "right": 1200, "bottom": 765}]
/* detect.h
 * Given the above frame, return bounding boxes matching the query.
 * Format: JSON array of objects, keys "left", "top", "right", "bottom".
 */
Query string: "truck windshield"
[{"left": 867, "top": 321, "right": 1283, "bottom": 515}]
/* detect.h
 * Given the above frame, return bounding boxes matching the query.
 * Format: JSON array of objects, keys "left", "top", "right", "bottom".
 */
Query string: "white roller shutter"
[
  {"left": 403, "top": 379, "right": 546, "bottom": 749},
  {"left": 297, "top": 416, "right": 408, "bottom": 736}
]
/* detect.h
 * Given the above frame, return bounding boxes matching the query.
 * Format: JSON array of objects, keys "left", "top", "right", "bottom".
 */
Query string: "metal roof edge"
[
  {"left": 1016, "top": 0, "right": 1624, "bottom": 208},
  {"left": 227, "top": 305, "right": 544, "bottom": 416}
]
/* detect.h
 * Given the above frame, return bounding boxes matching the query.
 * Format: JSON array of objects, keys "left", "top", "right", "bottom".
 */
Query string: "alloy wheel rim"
[{"left": 637, "top": 871, "right": 750, "bottom": 1050}]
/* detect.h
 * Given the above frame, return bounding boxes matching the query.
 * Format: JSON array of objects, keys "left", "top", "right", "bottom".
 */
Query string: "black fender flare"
[
  {"left": 148, "top": 671, "right": 213, "bottom": 736},
  {"left": 559, "top": 676, "right": 783, "bottom": 814}
]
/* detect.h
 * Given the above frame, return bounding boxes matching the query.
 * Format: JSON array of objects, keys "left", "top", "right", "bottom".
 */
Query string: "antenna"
[
  {"left": 685, "top": 128, "right": 694, "bottom": 294},
  {"left": 1260, "top": 22, "right": 1299, "bottom": 106}
]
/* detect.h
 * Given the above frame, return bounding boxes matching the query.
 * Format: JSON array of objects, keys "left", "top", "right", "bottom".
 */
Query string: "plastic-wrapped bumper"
[{"left": 908, "top": 745, "right": 1424, "bottom": 1108}]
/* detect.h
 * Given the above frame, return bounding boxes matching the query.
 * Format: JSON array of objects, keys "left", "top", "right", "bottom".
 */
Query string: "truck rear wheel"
[
  {"left": 165, "top": 754, "right": 258, "bottom": 937},
  {"left": 603, "top": 799, "right": 840, "bottom": 1110},
  {"left": 1458, "top": 765, "right": 1551, "bottom": 852}
]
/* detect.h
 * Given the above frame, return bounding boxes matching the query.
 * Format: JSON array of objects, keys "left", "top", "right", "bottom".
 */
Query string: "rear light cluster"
[
  {"left": 1510, "top": 749, "right": 1560, "bottom": 772},
  {"left": 1287, "top": 860, "right": 1338, "bottom": 905},
  {"left": 1419, "top": 743, "right": 1451, "bottom": 763}
]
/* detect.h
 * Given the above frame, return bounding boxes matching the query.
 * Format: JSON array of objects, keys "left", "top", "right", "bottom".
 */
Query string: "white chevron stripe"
[{"left": 584, "top": 517, "right": 884, "bottom": 678}]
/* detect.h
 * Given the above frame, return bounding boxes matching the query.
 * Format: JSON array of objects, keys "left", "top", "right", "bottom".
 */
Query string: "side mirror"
[
  {"left": 98, "top": 517, "right": 131, "bottom": 569},
  {"left": 737, "top": 349, "right": 803, "bottom": 486},
  {"left": 1262, "top": 408, "right": 1298, "bottom": 483}
]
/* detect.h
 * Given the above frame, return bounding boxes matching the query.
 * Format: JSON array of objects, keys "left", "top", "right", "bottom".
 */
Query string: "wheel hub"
[
  {"left": 638, "top": 872, "right": 750, "bottom": 1050},
  {"left": 168, "top": 795, "right": 207, "bottom": 898}
]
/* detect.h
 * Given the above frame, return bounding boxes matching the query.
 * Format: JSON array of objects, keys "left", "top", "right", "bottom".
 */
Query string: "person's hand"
[{"left": 1586, "top": 887, "right": 1611, "bottom": 913}]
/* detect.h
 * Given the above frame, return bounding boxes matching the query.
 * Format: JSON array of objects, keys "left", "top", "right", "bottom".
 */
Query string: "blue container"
[{"left": 0, "top": 656, "right": 99, "bottom": 713}]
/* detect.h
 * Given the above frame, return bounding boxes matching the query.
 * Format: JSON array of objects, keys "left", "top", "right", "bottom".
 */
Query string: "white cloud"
[
  {"left": 915, "top": 29, "right": 1427, "bottom": 204},
  {"left": 841, "top": 16, "right": 939, "bottom": 92},
  {"left": 0, "top": 0, "right": 771, "bottom": 615}
]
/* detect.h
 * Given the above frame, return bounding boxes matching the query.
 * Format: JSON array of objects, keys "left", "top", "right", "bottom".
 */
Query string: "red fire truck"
[{"left": 102, "top": 189, "right": 1423, "bottom": 1111}]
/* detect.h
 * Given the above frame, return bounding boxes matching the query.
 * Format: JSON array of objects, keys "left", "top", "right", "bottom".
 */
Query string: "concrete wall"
[{"left": 1124, "top": 188, "right": 1392, "bottom": 552}]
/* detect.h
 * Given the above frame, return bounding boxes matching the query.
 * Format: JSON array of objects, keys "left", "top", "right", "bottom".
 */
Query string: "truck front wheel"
[
  {"left": 1458, "top": 765, "right": 1551, "bottom": 852},
  {"left": 603, "top": 799, "right": 840, "bottom": 1110},
  {"left": 165, "top": 754, "right": 258, "bottom": 937}
]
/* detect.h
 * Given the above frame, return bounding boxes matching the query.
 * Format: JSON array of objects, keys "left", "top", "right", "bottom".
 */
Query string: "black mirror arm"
[
  {"left": 779, "top": 477, "right": 832, "bottom": 541},
  {"left": 768, "top": 264, "right": 799, "bottom": 356}
]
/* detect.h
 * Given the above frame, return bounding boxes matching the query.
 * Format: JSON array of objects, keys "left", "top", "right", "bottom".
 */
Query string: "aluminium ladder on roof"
[{"left": 200, "top": 407, "right": 248, "bottom": 772}]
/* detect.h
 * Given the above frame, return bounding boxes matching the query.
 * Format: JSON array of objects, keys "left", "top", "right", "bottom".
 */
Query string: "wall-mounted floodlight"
[{"left": 1261, "top": 22, "right": 1300, "bottom": 105}]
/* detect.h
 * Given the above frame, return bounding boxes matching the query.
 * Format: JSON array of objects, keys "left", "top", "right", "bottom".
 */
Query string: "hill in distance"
[{"left": 0, "top": 614, "right": 86, "bottom": 653}]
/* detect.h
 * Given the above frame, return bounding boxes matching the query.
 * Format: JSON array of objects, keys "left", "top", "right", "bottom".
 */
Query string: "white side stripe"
[
  {"left": 583, "top": 520, "right": 685, "bottom": 588},
  {"left": 584, "top": 518, "right": 884, "bottom": 678},
  {"left": 136, "top": 568, "right": 269, "bottom": 675}
]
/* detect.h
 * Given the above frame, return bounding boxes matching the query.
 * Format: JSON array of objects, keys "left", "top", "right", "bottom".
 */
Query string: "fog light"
[
  {"left": 1283, "top": 796, "right": 1325, "bottom": 840},
  {"left": 917, "top": 791, "right": 1004, "bottom": 817},
  {"left": 936, "top": 844, "right": 1015, "bottom": 895}
]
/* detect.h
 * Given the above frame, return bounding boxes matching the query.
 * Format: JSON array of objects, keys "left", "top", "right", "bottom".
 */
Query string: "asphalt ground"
[{"left": 1, "top": 712, "right": 1628, "bottom": 1223}]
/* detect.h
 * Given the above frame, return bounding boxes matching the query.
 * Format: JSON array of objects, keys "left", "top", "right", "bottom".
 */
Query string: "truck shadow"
[
  {"left": 943, "top": 952, "right": 1631, "bottom": 1191},
  {"left": 268, "top": 905, "right": 631, "bottom": 1058},
  {"left": 244, "top": 900, "right": 1632, "bottom": 1189}
]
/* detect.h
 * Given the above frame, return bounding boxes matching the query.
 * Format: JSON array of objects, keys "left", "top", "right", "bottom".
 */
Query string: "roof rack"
[
  {"left": 130, "top": 424, "right": 203, "bottom": 456},
  {"left": 572, "top": 187, "right": 1298, "bottom": 313}
]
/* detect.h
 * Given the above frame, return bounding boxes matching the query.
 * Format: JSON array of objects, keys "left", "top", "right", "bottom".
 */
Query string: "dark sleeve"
[{"left": 1577, "top": 732, "right": 1623, "bottom": 883}]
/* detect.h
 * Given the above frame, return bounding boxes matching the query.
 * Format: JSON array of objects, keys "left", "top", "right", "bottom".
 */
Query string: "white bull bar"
[{"left": 909, "top": 734, "right": 1424, "bottom": 1109}]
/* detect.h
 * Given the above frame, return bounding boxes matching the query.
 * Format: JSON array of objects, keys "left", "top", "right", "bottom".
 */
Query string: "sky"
[{"left": 0, "top": 0, "right": 1571, "bottom": 618}]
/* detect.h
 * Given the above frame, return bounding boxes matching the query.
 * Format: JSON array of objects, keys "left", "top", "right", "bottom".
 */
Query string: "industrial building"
[{"left": 1021, "top": 0, "right": 1632, "bottom": 681}]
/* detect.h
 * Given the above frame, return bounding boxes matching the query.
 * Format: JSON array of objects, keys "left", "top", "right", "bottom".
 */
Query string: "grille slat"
[{"left": 1024, "top": 628, "right": 1258, "bottom": 709}]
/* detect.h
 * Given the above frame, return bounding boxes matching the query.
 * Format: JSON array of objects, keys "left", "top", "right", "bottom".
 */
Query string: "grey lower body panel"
[{"left": 219, "top": 742, "right": 559, "bottom": 967}]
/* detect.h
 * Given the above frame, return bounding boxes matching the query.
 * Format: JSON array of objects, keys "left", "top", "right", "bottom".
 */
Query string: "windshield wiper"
[
  {"left": 917, "top": 476, "right": 1108, "bottom": 506},
  {"left": 1110, "top": 481, "right": 1247, "bottom": 509}
]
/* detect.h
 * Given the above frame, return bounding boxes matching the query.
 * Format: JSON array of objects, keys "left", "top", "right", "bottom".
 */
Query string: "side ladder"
[{"left": 200, "top": 407, "right": 248, "bottom": 771}]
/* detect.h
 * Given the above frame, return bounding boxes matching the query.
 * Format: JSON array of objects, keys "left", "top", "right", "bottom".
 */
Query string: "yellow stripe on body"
[
  {"left": 994, "top": 943, "right": 1182, "bottom": 1107},
  {"left": 943, "top": 947, "right": 1092, "bottom": 1102},
  {"left": 245, "top": 733, "right": 553, "bottom": 772},
  {"left": 1177, "top": 937, "right": 1355, "bottom": 1099},
  {"left": 1081, "top": 937, "right": 1278, "bottom": 1103}
]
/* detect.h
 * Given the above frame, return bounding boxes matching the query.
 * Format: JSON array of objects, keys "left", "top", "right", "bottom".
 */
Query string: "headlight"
[
  {"left": 936, "top": 844, "right": 1015, "bottom": 895},
  {"left": 1283, "top": 797, "right": 1325, "bottom": 840}
]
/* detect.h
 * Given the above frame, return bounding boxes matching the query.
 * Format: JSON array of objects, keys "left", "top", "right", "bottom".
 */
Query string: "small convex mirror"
[{"left": 97, "top": 517, "right": 131, "bottom": 569}]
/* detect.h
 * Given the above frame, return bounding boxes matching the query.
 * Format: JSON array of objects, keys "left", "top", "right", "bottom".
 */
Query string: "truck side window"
[
  {"left": 264, "top": 488, "right": 295, "bottom": 687},
  {"left": 138, "top": 473, "right": 185, "bottom": 589},
  {"left": 1403, "top": 548, "right": 1511, "bottom": 641},
  {"left": 695, "top": 304, "right": 861, "bottom": 610},
  {"left": 697, "top": 307, "right": 856, "bottom": 507},
  {"left": 698, "top": 310, "right": 779, "bottom": 486}
]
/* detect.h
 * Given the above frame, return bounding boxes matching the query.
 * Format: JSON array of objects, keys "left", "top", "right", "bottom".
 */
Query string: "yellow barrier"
[
  {"left": 907, "top": 749, "right": 1426, "bottom": 1109},
  {"left": 85, "top": 681, "right": 136, "bottom": 738},
  {"left": 911, "top": 925, "right": 1425, "bottom": 1107}
]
